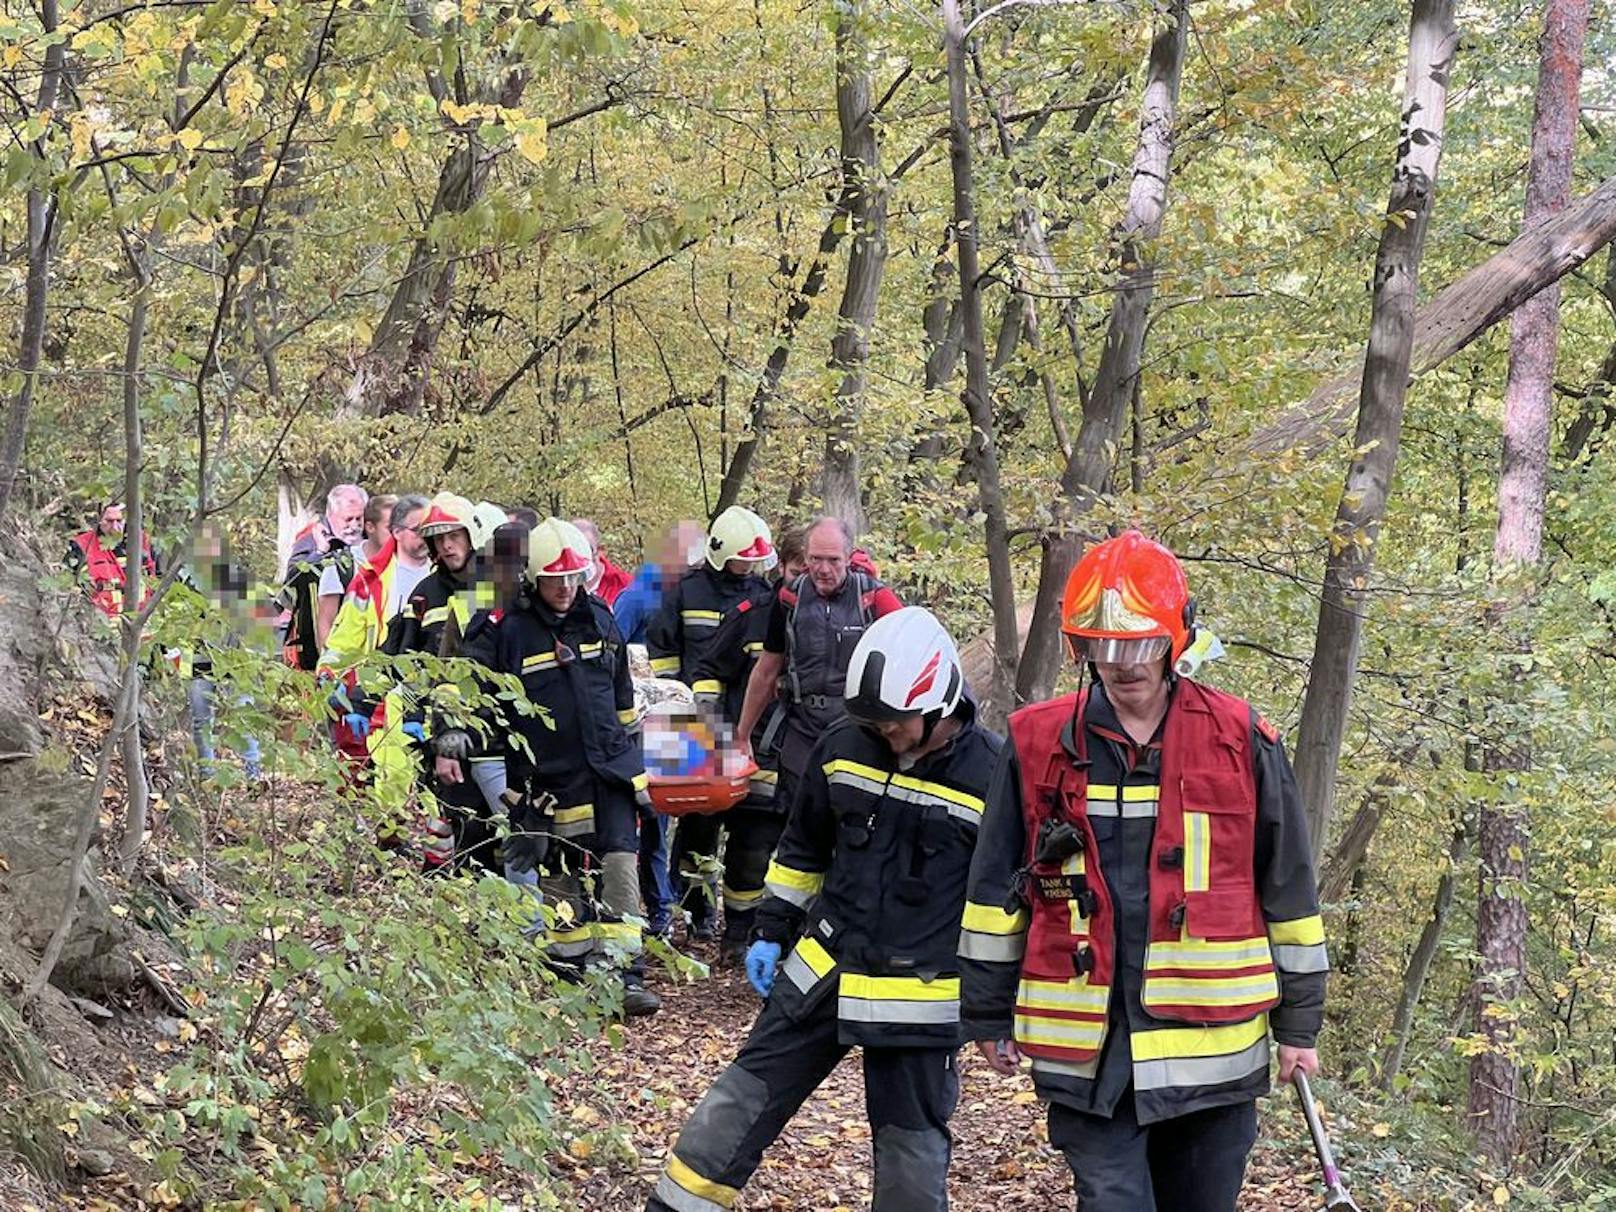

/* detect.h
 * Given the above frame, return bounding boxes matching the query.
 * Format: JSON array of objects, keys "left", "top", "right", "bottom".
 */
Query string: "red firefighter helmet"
[{"left": 1061, "top": 530, "right": 1193, "bottom": 663}]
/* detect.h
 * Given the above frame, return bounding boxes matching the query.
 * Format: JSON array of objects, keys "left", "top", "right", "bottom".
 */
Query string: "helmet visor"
[
  {"left": 1067, "top": 634, "right": 1172, "bottom": 665},
  {"left": 535, "top": 570, "right": 588, "bottom": 589}
]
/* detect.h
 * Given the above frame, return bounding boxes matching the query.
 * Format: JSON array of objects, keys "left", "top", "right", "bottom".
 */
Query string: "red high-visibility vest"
[
  {"left": 1007, "top": 680, "right": 1279, "bottom": 1066},
  {"left": 72, "top": 530, "right": 156, "bottom": 618}
]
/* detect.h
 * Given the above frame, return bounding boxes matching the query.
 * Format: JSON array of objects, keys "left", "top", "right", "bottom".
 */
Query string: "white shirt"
[{"left": 386, "top": 559, "right": 430, "bottom": 619}]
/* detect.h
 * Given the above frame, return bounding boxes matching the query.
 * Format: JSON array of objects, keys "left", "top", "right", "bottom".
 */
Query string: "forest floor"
[{"left": 557, "top": 944, "right": 1329, "bottom": 1211}]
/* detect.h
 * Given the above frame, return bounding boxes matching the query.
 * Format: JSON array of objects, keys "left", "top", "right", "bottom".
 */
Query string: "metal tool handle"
[{"left": 1292, "top": 1071, "right": 1343, "bottom": 1189}]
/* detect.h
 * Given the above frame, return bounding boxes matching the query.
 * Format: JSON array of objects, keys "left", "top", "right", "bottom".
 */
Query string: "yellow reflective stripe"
[
  {"left": 743, "top": 641, "right": 764, "bottom": 654},
  {"left": 631, "top": 772, "right": 649, "bottom": 792},
  {"left": 1015, "top": 1015, "right": 1107, "bottom": 1050},
  {"left": 1148, "top": 938, "right": 1272, "bottom": 971},
  {"left": 666, "top": 1156, "right": 739, "bottom": 1209},
  {"left": 593, "top": 921, "right": 642, "bottom": 946},
  {"left": 838, "top": 974, "right": 959, "bottom": 1003},
  {"left": 1016, "top": 977, "right": 1109, "bottom": 1014},
  {"left": 1064, "top": 851, "right": 1087, "bottom": 934},
  {"left": 578, "top": 642, "right": 603, "bottom": 658},
  {"left": 1268, "top": 914, "right": 1326, "bottom": 947},
  {"left": 420, "top": 605, "right": 450, "bottom": 625},
  {"left": 962, "top": 901, "right": 1028, "bottom": 936},
  {"left": 618, "top": 708, "right": 640, "bottom": 725},
  {"left": 750, "top": 769, "right": 778, "bottom": 785},
  {"left": 692, "top": 679, "right": 723, "bottom": 696},
  {"left": 889, "top": 773, "right": 984, "bottom": 817},
  {"left": 1129, "top": 1013, "right": 1269, "bottom": 1062},
  {"left": 522, "top": 652, "right": 556, "bottom": 671},
  {"left": 795, "top": 935, "right": 835, "bottom": 978},
  {"left": 1144, "top": 973, "right": 1280, "bottom": 1006},
  {"left": 1185, "top": 812, "right": 1210, "bottom": 892},
  {"left": 682, "top": 610, "right": 723, "bottom": 622},
  {"left": 721, "top": 883, "right": 764, "bottom": 906},
  {"left": 823, "top": 758, "right": 890, "bottom": 784},
  {"left": 1085, "top": 783, "right": 1159, "bottom": 802},
  {"left": 764, "top": 861, "right": 824, "bottom": 895},
  {"left": 553, "top": 804, "right": 594, "bottom": 826},
  {"left": 649, "top": 656, "right": 681, "bottom": 673}
]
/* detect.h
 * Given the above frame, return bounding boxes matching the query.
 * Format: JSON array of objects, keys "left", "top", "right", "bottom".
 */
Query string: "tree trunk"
[
  {"left": 1256, "top": 172, "right": 1616, "bottom": 456},
  {"left": 118, "top": 280, "right": 153, "bottom": 875},
  {"left": 1470, "top": 0, "right": 1587, "bottom": 1167},
  {"left": 1383, "top": 822, "right": 1470, "bottom": 1091},
  {"left": 0, "top": 0, "right": 64, "bottom": 527},
  {"left": 343, "top": 136, "right": 491, "bottom": 418},
  {"left": 942, "top": 0, "right": 1021, "bottom": 722},
  {"left": 822, "top": 4, "right": 888, "bottom": 532},
  {"left": 1292, "top": 0, "right": 1458, "bottom": 857},
  {"left": 1014, "top": 0, "right": 1190, "bottom": 707}
]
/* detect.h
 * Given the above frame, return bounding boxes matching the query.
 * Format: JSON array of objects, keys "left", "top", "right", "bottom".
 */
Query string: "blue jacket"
[{"left": 613, "top": 563, "right": 668, "bottom": 644}]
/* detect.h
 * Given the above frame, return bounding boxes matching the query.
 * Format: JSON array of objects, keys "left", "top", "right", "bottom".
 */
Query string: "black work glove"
[{"left": 501, "top": 786, "right": 557, "bottom": 875}]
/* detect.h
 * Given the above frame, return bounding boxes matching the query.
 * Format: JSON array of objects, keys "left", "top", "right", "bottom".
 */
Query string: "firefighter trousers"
[
  {"left": 1047, "top": 1089, "right": 1257, "bottom": 1212},
  {"left": 669, "top": 806, "right": 785, "bottom": 934},
  {"left": 646, "top": 991, "right": 958, "bottom": 1212}
]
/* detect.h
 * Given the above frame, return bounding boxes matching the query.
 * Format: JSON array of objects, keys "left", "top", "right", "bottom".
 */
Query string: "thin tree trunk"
[
  {"left": 1014, "top": 0, "right": 1190, "bottom": 707},
  {"left": 118, "top": 281, "right": 153, "bottom": 875},
  {"left": 822, "top": 5, "right": 888, "bottom": 532},
  {"left": 0, "top": 0, "right": 64, "bottom": 527},
  {"left": 1559, "top": 248, "right": 1616, "bottom": 463},
  {"left": 1383, "top": 822, "right": 1471, "bottom": 1091},
  {"left": 1470, "top": 0, "right": 1588, "bottom": 1166},
  {"left": 943, "top": 0, "right": 1019, "bottom": 722},
  {"left": 1291, "top": 0, "right": 1458, "bottom": 857}
]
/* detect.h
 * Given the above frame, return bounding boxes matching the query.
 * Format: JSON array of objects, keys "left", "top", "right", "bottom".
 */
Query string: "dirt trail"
[{"left": 561, "top": 950, "right": 1319, "bottom": 1211}]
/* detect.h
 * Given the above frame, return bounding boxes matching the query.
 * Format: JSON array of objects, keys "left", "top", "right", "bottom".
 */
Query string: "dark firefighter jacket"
[
  {"left": 958, "top": 678, "right": 1327, "bottom": 1125},
  {"left": 645, "top": 564, "right": 768, "bottom": 683},
  {"left": 755, "top": 703, "right": 1003, "bottom": 1049},
  {"left": 462, "top": 590, "right": 647, "bottom": 840}
]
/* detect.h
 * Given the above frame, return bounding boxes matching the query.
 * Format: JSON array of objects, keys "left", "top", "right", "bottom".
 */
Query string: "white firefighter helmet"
[
  {"left": 417, "top": 492, "right": 477, "bottom": 541},
  {"left": 526, "top": 517, "right": 594, "bottom": 585},
  {"left": 706, "top": 505, "right": 777, "bottom": 572},
  {"left": 844, "top": 606, "right": 965, "bottom": 725}
]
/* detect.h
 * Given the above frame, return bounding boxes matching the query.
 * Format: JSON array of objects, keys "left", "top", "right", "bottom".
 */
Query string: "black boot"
[{"left": 621, "top": 975, "right": 662, "bottom": 1018}]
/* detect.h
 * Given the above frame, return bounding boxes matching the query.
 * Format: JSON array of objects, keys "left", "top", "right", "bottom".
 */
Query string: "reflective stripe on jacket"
[{"left": 755, "top": 708, "right": 1002, "bottom": 1048}]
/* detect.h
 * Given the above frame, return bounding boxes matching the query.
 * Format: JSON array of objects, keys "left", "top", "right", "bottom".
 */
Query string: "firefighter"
[
  {"left": 680, "top": 523, "right": 807, "bottom": 963},
  {"left": 647, "top": 506, "right": 777, "bottom": 943},
  {"left": 734, "top": 516, "right": 902, "bottom": 821},
  {"left": 958, "top": 531, "right": 1327, "bottom": 1212},
  {"left": 647, "top": 607, "right": 996, "bottom": 1212},
  {"left": 454, "top": 517, "right": 662, "bottom": 1018},
  {"left": 381, "top": 492, "right": 509, "bottom": 873}
]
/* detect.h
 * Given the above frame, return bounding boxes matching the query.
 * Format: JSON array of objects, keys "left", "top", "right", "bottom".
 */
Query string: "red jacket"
[
  {"left": 69, "top": 529, "right": 157, "bottom": 618},
  {"left": 594, "top": 557, "right": 631, "bottom": 607}
]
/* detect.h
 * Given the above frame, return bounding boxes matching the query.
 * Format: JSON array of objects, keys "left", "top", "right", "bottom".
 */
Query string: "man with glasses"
[
  {"left": 958, "top": 531, "right": 1327, "bottom": 1212},
  {"left": 735, "top": 516, "right": 901, "bottom": 821}
]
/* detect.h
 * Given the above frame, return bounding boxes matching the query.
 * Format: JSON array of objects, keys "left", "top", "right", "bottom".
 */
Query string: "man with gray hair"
[
  {"left": 735, "top": 516, "right": 902, "bottom": 819},
  {"left": 280, "top": 483, "right": 369, "bottom": 670}
]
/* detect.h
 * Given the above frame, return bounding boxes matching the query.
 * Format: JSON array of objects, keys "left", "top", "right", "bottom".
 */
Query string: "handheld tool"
[{"left": 1293, "top": 1071, "right": 1363, "bottom": 1212}]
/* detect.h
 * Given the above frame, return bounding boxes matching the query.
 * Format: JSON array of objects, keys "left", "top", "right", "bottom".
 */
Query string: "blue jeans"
[
  {"left": 189, "top": 677, "right": 261, "bottom": 779},
  {"left": 638, "top": 808, "right": 674, "bottom": 932}
]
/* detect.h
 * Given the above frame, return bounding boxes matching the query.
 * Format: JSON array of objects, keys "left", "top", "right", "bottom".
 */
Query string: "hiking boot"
[
  {"left": 622, "top": 982, "right": 663, "bottom": 1018},
  {"left": 690, "top": 918, "right": 718, "bottom": 945},
  {"left": 717, "top": 937, "right": 748, "bottom": 969}
]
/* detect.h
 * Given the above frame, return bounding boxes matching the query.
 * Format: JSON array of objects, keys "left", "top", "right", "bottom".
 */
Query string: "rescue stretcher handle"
[{"left": 1291, "top": 1071, "right": 1342, "bottom": 1188}]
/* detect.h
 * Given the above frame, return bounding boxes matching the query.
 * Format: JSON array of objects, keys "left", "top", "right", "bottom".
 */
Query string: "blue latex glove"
[
  {"left": 401, "top": 721, "right": 426, "bottom": 743},
  {"left": 745, "top": 940, "right": 781, "bottom": 998},
  {"left": 342, "top": 711, "right": 371, "bottom": 739}
]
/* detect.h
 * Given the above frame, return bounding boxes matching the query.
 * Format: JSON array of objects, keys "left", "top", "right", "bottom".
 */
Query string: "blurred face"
[
  {"left": 98, "top": 505, "right": 124, "bottom": 538},
  {"left": 1092, "top": 659, "right": 1169, "bottom": 717},
  {"left": 806, "top": 525, "right": 850, "bottom": 596},
  {"left": 781, "top": 554, "right": 808, "bottom": 581},
  {"left": 434, "top": 528, "right": 472, "bottom": 574},
  {"left": 538, "top": 575, "right": 580, "bottom": 613},
  {"left": 395, "top": 508, "right": 429, "bottom": 563},
  {"left": 328, "top": 495, "right": 365, "bottom": 546}
]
